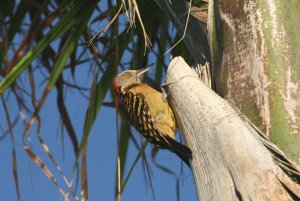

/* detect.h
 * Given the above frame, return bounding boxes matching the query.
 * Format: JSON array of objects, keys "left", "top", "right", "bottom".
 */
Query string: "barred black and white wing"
[
  {"left": 121, "top": 89, "right": 192, "bottom": 167},
  {"left": 122, "top": 90, "right": 167, "bottom": 148}
]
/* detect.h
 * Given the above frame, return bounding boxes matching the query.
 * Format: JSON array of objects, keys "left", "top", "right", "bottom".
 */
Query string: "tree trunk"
[
  {"left": 158, "top": 0, "right": 300, "bottom": 164},
  {"left": 211, "top": 0, "right": 300, "bottom": 162},
  {"left": 165, "top": 56, "right": 300, "bottom": 201}
]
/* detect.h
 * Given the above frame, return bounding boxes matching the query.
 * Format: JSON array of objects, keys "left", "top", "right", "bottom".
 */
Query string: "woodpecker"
[{"left": 113, "top": 67, "right": 192, "bottom": 167}]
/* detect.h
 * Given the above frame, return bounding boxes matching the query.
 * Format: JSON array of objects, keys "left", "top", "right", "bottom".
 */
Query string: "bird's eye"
[{"left": 124, "top": 72, "right": 131, "bottom": 77}]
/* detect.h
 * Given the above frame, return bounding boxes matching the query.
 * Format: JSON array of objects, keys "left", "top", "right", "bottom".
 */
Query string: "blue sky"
[
  {"left": 0, "top": 69, "right": 197, "bottom": 200},
  {"left": 0, "top": 2, "right": 197, "bottom": 200}
]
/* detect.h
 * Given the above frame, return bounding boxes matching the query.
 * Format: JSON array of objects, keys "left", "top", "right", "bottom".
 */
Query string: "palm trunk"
[
  {"left": 211, "top": 0, "right": 300, "bottom": 162},
  {"left": 157, "top": 0, "right": 300, "bottom": 165},
  {"left": 165, "top": 56, "right": 300, "bottom": 201}
]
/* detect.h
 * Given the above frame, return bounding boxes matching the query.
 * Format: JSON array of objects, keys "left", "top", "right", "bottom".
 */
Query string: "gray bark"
[
  {"left": 210, "top": 0, "right": 300, "bottom": 162},
  {"left": 165, "top": 57, "right": 300, "bottom": 201}
]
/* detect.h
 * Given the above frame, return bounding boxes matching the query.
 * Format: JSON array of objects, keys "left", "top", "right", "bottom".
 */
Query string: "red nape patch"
[{"left": 113, "top": 77, "right": 120, "bottom": 96}]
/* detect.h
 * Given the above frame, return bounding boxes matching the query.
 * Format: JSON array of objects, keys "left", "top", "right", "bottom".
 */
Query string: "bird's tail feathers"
[{"left": 166, "top": 136, "right": 192, "bottom": 168}]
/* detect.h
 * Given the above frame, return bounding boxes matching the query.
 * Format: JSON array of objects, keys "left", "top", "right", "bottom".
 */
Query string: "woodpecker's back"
[{"left": 113, "top": 68, "right": 192, "bottom": 167}]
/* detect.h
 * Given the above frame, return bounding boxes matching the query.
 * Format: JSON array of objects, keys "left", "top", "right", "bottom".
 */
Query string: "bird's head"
[{"left": 113, "top": 67, "right": 150, "bottom": 96}]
